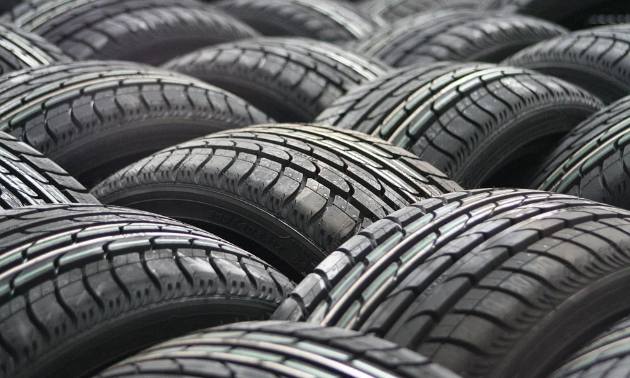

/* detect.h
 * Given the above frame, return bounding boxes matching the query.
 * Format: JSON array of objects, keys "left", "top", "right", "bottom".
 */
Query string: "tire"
[
  {"left": 92, "top": 123, "right": 462, "bottom": 280},
  {"left": 0, "top": 22, "right": 71, "bottom": 75},
  {"left": 530, "top": 95, "right": 630, "bottom": 210},
  {"left": 0, "top": 61, "right": 271, "bottom": 188},
  {"left": 96, "top": 321, "right": 459, "bottom": 378},
  {"left": 273, "top": 188, "right": 630, "bottom": 378},
  {"left": 478, "top": 0, "right": 617, "bottom": 24},
  {"left": 163, "top": 37, "right": 389, "bottom": 122},
  {"left": 583, "top": 1, "right": 630, "bottom": 29},
  {"left": 214, "top": 0, "right": 375, "bottom": 42},
  {"left": 315, "top": 62, "right": 602, "bottom": 188},
  {"left": 0, "top": 204, "right": 293, "bottom": 378},
  {"left": 360, "top": 0, "right": 478, "bottom": 23},
  {"left": 551, "top": 315, "right": 630, "bottom": 378},
  {"left": 353, "top": 10, "right": 567, "bottom": 67},
  {"left": 0, "top": 131, "right": 97, "bottom": 208},
  {"left": 504, "top": 25, "right": 630, "bottom": 104},
  {"left": 0, "top": 0, "right": 259, "bottom": 65}
]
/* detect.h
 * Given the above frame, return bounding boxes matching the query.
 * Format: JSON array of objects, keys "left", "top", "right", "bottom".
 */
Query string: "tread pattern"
[
  {"left": 215, "top": 0, "right": 376, "bottom": 42},
  {"left": 316, "top": 62, "right": 602, "bottom": 188},
  {"left": 163, "top": 37, "right": 389, "bottom": 122},
  {"left": 273, "top": 188, "right": 630, "bottom": 378},
  {"left": 504, "top": 25, "right": 630, "bottom": 104},
  {"left": 93, "top": 123, "right": 461, "bottom": 277},
  {"left": 0, "top": 204, "right": 293, "bottom": 378},
  {"left": 97, "top": 321, "right": 459, "bottom": 378},
  {"left": 551, "top": 315, "right": 630, "bottom": 378},
  {"left": 0, "top": 61, "right": 271, "bottom": 187},
  {"left": 354, "top": 10, "right": 567, "bottom": 67},
  {"left": 531, "top": 95, "right": 630, "bottom": 210},
  {"left": 0, "top": 131, "right": 97, "bottom": 208},
  {"left": 478, "top": 0, "right": 614, "bottom": 22},
  {"left": 0, "top": 22, "right": 70, "bottom": 75},
  {"left": 0, "top": 0, "right": 259, "bottom": 65},
  {"left": 360, "top": 0, "right": 478, "bottom": 23}
]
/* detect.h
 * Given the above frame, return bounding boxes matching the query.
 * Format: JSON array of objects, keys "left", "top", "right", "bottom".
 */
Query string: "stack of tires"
[{"left": 0, "top": 0, "right": 630, "bottom": 377}]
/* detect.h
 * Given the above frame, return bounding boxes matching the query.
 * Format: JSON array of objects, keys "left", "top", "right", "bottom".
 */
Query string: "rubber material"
[
  {"left": 163, "top": 37, "right": 388, "bottom": 122},
  {"left": 316, "top": 62, "right": 602, "bottom": 188},
  {"left": 551, "top": 315, "right": 630, "bottom": 378},
  {"left": 353, "top": 10, "right": 567, "bottom": 67},
  {"left": 479, "top": 0, "right": 616, "bottom": 23},
  {"left": 215, "top": 0, "right": 375, "bottom": 42},
  {"left": 531, "top": 94, "right": 630, "bottom": 210},
  {"left": 360, "top": 0, "right": 478, "bottom": 23},
  {"left": 0, "top": 204, "right": 293, "bottom": 378},
  {"left": 0, "top": 61, "right": 271, "bottom": 188},
  {"left": 0, "top": 22, "right": 70, "bottom": 75},
  {"left": 92, "top": 123, "right": 462, "bottom": 279},
  {"left": 504, "top": 25, "right": 630, "bottom": 104},
  {"left": 0, "top": 0, "right": 259, "bottom": 65},
  {"left": 0, "top": 1, "right": 20, "bottom": 14},
  {"left": 0, "top": 131, "right": 97, "bottom": 208},
  {"left": 96, "top": 321, "right": 460, "bottom": 378},
  {"left": 273, "top": 188, "right": 630, "bottom": 378}
]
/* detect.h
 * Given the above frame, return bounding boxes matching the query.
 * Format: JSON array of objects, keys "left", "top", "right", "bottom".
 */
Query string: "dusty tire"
[
  {"left": 163, "top": 37, "right": 388, "bottom": 122},
  {"left": 0, "top": 22, "right": 70, "bottom": 75},
  {"left": 531, "top": 95, "right": 630, "bottom": 210},
  {"left": 0, "top": 61, "right": 271, "bottom": 187},
  {"left": 0, "top": 131, "right": 97, "bottom": 208},
  {"left": 273, "top": 188, "right": 630, "bottom": 378},
  {"left": 215, "top": 0, "right": 375, "bottom": 42},
  {"left": 360, "top": 0, "right": 478, "bottom": 23},
  {"left": 0, "top": 204, "right": 293, "bottom": 378},
  {"left": 504, "top": 25, "right": 630, "bottom": 104},
  {"left": 551, "top": 315, "right": 630, "bottom": 378},
  {"left": 354, "top": 10, "right": 567, "bottom": 67},
  {"left": 0, "top": 0, "right": 259, "bottom": 65},
  {"left": 96, "top": 321, "right": 459, "bottom": 378},
  {"left": 316, "top": 62, "right": 602, "bottom": 188},
  {"left": 92, "top": 123, "right": 461, "bottom": 279}
]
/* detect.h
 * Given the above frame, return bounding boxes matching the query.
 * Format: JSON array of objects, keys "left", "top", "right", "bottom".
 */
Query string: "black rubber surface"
[
  {"left": 215, "top": 0, "right": 376, "bottom": 42},
  {"left": 0, "top": 204, "right": 293, "bottom": 378},
  {"left": 0, "top": 61, "right": 271, "bottom": 188},
  {"left": 92, "top": 123, "right": 461, "bottom": 279},
  {"left": 0, "top": 1, "right": 20, "bottom": 14},
  {"left": 479, "top": 0, "right": 617, "bottom": 24},
  {"left": 353, "top": 10, "right": 567, "bottom": 67},
  {"left": 504, "top": 25, "right": 630, "bottom": 104},
  {"left": 273, "top": 188, "right": 630, "bottom": 378},
  {"left": 96, "top": 321, "right": 460, "bottom": 378},
  {"left": 163, "top": 37, "right": 388, "bottom": 122},
  {"left": 360, "top": 0, "right": 478, "bottom": 23},
  {"left": 0, "top": 22, "right": 70, "bottom": 75},
  {"left": 0, "top": 131, "right": 97, "bottom": 208},
  {"left": 551, "top": 315, "right": 630, "bottom": 378},
  {"left": 0, "top": 0, "right": 259, "bottom": 65},
  {"left": 531, "top": 94, "right": 630, "bottom": 210},
  {"left": 316, "top": 62, "right": 602, "bottom": 188}
]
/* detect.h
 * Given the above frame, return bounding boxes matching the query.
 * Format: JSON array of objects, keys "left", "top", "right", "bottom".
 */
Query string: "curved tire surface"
[
  {"left": 92, "top": 123, "right": 461, "bottom": 279},
  {"left": 316, "top": 62, "right": 602, "bottom": 188},
  {"left": 0, "top": 61, "right": 271, "bottom": 187},
  {"left": 0, "top": 204, "right": 293, "bottom": 378},
  {"left": 273, "top": 188, "right": 630, "bottom": 378},
  {"left": 163, "top": 37, "right": 388, "bottom": 122}
]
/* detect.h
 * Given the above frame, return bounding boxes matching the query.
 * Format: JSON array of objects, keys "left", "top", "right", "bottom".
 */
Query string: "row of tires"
[{"left": 0, "top": 0, "right": 630, "bottom": 378}]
